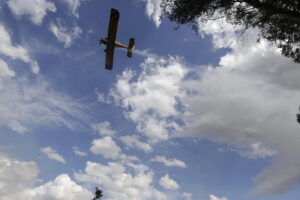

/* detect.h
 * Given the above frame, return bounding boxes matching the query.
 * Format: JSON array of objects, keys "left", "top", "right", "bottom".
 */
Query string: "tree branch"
[{"left": 243, "top": 0, "right": 300, "bottom": 23}]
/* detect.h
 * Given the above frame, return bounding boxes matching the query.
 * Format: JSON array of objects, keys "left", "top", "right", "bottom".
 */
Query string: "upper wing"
[{"left": 105, "top": 8, "right": 120, "bottom": 70}]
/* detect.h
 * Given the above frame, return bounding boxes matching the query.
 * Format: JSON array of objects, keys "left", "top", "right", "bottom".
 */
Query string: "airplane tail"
[{"left": 127, "top": 38, "right": 135, "bottom": 57}]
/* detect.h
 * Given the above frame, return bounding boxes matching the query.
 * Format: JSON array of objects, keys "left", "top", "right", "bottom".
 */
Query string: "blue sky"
[{"left": 0, "top": 0, "right": 300, "bottom": 200}]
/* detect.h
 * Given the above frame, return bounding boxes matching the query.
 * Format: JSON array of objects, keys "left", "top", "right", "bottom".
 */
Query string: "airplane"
[{"left": 100, "top": 8, "right": 135, "bottom": 70}]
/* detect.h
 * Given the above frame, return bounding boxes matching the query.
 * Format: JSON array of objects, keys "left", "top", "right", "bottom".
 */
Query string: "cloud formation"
[
  {"left": 61, "top": 0, "right": 83, "bottom": 18},
  {"left": 159, "top": 174, "right": 180, "bottom": 190},
  {"left": 150, "top": 156, "right": 187, "bottom": 168},
  {"left": 0, "top": 76, "right": 87, "bottom": 134},
  {"left": 197, "top": 16, "right": 240, "bottom": 49},
  {"left": 109, "top": 56, "right": 187, "bottom": 142},
  {"left": 49, "top": 22, "right": 82, "bottom": 48},
  {"left": 209, "top": 194, "right": 229, "bottom": 200},
  {"left": 0, "top": 24, "right": 40, "bottom": 73},
  {"left": 41, "top": 146, "right": 66, "bottom": 163},
  {"left": 75, "top": 161, "right": 166, "bottom": 200},
  {"left": 0, "top": 154, "right": 92, "bottom": 200},
  {"left": 183, "top": 192, "right": 192, "bottom": 200},
  {"left": 0, "top": 25, "right": 87, "bottom": 134},
  {"left": 7, "top": 0, "right": 56, "bottom": 25},
  {"left": 73, "top": 146, "right": 87, "bottom": 157},
  {"left": 0, "top": 154, "right": 39, "bottom": 198},
  {"left": 91, "top": 121, "right": 117, "bottom": 136},
  {"left": 181, "top": 19, "right": 300, "bottom": 195},
  {"left": 22, "top": 174, "right": 92, "bottom": 200},
  {"left": 109, "top": 17, "right": 300, "bottom": 195},
  {"left": 0, "top": 59, "right": 15, "bottom": 78},
  {"left": 90, "top": 136, "right": 121, "bottom": 159},
  {"left": 120, "top": 135, "right": 153, "bottom": 153},
  {"left": 143, "top": 0, "right": 162, "bottom": 27}
]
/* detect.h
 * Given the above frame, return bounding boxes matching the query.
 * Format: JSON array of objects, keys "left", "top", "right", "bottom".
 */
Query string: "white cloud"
[
  {"left": 150, "top": 156, "right": 187, "bottom": 168},
  {"left": 91, "top": 121, "right": 117, "bottom": 136},
  {"left": 72, "top": 146, "right": 87, "bottom": 157},
  {"left": 21, "top": 174, "right": 92, "bottom": 200},
  {"left": 120, "top": 135, "right": 153, "bottom": 153},
  {"left": 109, "top": 17, "right": 300, "bottom": 194},
  {"left": 61, "top": 0, "right": 83, "bottom": 18},
  {"left": 95, "top": 89, "right": 109, "bottom": 103},
  {"left": 209, "top": 194, "right": 229, "bottom": 200},
  {"left": 90, "top": 136, "right": 121, "bottom": 159},
  {"left": 197, "top": 15, "right": 240, "bottom": 49},
  {"left": 0, "top": 59, "right": 15, "bottom": 77},
  {"left": 159, "top": 174, "right": 179, "bottom": 190},
  {"left": 0, "top": 26, "right": 86, "bottom": 133},
  {"left": 90, "top": 136, "right": 139, "bottom": 162},
  {"left": 182, "top": 192, "right": 192, "bottom": 200},
  {"left": 7, "top": 0, "right": 56, "bottom": 25},
  {"left": 0, "top": 76, "right": 87, "bottom": 134},
  {"left": 143, "top": 0, "right": 162, "bottom": 27},
  {"left": 180, "top": 20, "right": 300, "bottom": 194},
  {"left": 0, "top": 154, "right": 39, "bottom": 197},
  {"left": 7, "top": 121, "right": 28, "bottom": 134},
  {"left": 187, "top": 21, "right": 300, "bottom": 194},
  {"left": 49, "top": 22, "right": 82, "bottom": 48},
  {"left": 41, "top": 147, "right": 66, "bottom": 163},
  {"left": 0, "top": 154, "right": 92, "bottom": 200},
  {"left": 240, "top": 142, "right": 278, "bottom": 159},
  {"left": 75, "top": 161, "right": 166, "bottom": 200},
  {"left": 109, "top": 55, "right": 187, "bottom": 142},
  {"left": 90, "top": 6, "right": 300, "bottom": 194},
  {"left": 0, "top": 24, "right": 40, "bottom": 73}
]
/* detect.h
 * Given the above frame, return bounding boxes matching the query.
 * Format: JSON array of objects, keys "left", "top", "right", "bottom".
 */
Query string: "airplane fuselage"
[
  {"left": 101, "top": 8, "right": 135, "bottom": 70},
  {"left": 100, "top": 38, "right": 128, "bottom": 49}
]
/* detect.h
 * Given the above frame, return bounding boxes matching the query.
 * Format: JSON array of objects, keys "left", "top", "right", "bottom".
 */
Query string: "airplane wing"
[{"left": 105, "top": 8, "right": 120, "bottom": 70}]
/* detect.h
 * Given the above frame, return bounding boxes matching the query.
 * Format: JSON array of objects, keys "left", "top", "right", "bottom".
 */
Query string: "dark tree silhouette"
[
  {"left": 297, "top": 107, "right": 300, "bottom": 124},
  {"left": 161, "top": 0, "right": 300, "bottom": 63},
  {"left": 92, "top": 187, "right": 103, "bottom": 200}
]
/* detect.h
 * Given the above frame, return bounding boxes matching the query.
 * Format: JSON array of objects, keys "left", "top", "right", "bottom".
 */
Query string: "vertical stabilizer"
[{"left": 127, "top": 38, "right": 135, "bottom": 57}]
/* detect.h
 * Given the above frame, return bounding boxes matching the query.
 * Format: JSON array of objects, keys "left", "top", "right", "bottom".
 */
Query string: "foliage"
[
  {"left": 297, "top": 107, "right": 300, "bottom": 124},
  {"left": 92, "top": 188, "right": 103, "bottom": 200},
  {"left": 162, "top": 0, "right": 300, "bottom": 63}
]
